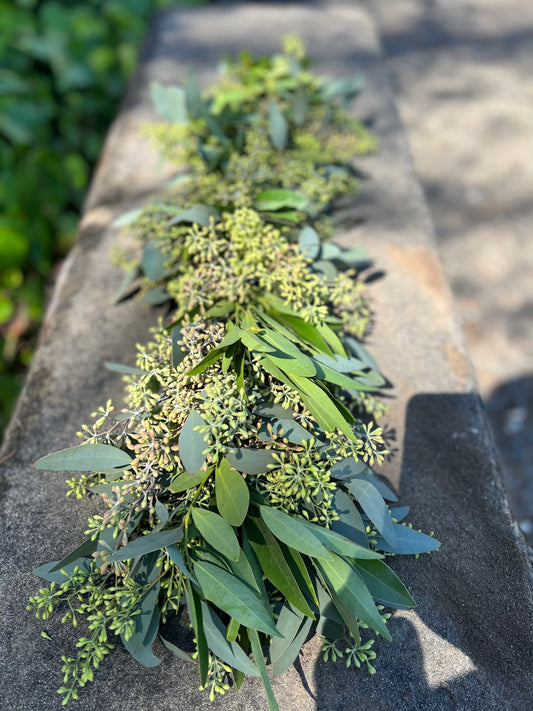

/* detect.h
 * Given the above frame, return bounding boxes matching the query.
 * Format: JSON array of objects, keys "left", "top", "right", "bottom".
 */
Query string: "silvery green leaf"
[
  {"left": 34, "top": 443, "right": 132, "bottom": 472},
  {"left": 150, "top": 81, "right": 187, "bottom": 123},
  {"left": 179, "top": 409, "right": 208, "bottom": 474},
  {"left": 268, "top": 100, "right": 288, "bottom": 150}
]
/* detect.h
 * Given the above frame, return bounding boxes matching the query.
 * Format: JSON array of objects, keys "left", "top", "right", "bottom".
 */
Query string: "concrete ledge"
[{"left": 1, "top": 3, "right": 532, "bottom": 710}]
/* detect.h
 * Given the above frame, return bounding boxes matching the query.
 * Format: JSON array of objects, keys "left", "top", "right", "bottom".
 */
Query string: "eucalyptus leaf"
[
  {"left": 34, "top": 443, "right": 132, "bottom": 472},
  {"left": 301, "top": 519, "right": 382, "bottom": 560},
  {"left": 260, "top": 506, "right": 330, "bottom": 559},
  {"left": 142, "top": 242, "right": 167, "bottom": 282},
  {"left": 193, "top": 560, "right": 280, "bottom": 637},
  {"left": 159, "top": 635, "right": 194, "bottom": 663},
  {"left": 215, "top": 458, "right": 250, "bottom": 527},
  {"left": 191, "top": 508, "right": 240, "bottom": 562},
  {"left": 298, "top": 226, "right": 320, "bottom": 259},
  {"left": 168, "top": 204, "right": 219, "bottom": 227},
  {"left": 201, "top": 603, "right": 259, "bottom": 676},
  {"left": 166, "top": 544, "right": 196, "bottom": 583},
  {"left": 345, "top": 478, "right": 397, "bottom": 546},
  {"left": 150, "top": 82, "right": 188, "bottom": 124},
  {"left": 140, "top": 287, "right": 169, "bottom": 305},
  {"left": 178, "top": 409, "right": 208, "bottom": 474},
  {"left": 354, "top": 559, "right": 416, "bottom": 609},
  {"left": 254, "top": 189, "right": 307, "bottom": 212},
  {"left": 330, "top": 488, "right": 368, "bottom": 548},
  {"left": 268, "top": 100, "right": 288, "bottom": 151},
  {"left": 171, "top": 326, "right": 185, "bottom": 368},
  {"left": 104, "top": 362, "right": 143, "bottom": 375},
  {"left": 169, "top": 469, "right": 207, "bottom": 493},
  {"left": 270, "top": 604, "right": 313, "bottom": 676},
  {"left": 112, "top": 208, "right": 143, "bottom": 227},
  {"left": 226, "top": 448, "right": 277, "bottom": 475},
  {"left": 109, "top": 527, "right": 183, "bottom": 562},
  {"left": 373, "top": 524, "right": 440, "bottom": 555},
  {"left": 316, "top": 554, "right": 391, "bottom": 640}
]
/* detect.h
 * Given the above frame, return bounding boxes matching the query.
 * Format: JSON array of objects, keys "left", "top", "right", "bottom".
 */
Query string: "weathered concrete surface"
[
  {"left": 1, "top": 2, "right": 531, "bottom": 710},
  {"left": 370, "top": 0, "right": 533, "bottom": 545}
]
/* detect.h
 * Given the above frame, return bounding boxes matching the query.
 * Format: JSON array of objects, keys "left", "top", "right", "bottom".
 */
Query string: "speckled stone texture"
[{"left": 1, "top": 3, "right": 531, "bottom": 710}]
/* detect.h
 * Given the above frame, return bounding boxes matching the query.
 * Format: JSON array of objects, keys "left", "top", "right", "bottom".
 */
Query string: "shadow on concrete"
[
  {"left": 486, "top": 375, "right": 533, "bottom": 548},
  {"left": 311, "top": 392, "right": 533, "bottom": 710}
]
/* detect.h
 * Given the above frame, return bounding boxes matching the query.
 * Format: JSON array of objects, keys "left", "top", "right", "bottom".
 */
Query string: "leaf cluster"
[{"left": 29, "top": 37, "right": 438, "bottom": 710}]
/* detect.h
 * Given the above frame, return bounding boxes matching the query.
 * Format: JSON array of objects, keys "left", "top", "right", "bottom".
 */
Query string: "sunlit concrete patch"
[{"left": 395, "top": 610, "right": 476, "bottom": 689}]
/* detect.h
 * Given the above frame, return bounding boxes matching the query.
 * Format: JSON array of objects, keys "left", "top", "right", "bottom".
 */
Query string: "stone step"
[{"left": 1, "top": 3, "right": 531, "bottom": 710}]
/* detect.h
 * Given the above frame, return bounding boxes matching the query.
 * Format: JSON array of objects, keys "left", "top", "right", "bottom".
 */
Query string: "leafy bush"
[{"left": 0, "top": 0, "right": 207, "bottom": 434}]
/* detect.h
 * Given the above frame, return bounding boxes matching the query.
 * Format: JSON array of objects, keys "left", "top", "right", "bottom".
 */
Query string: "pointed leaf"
[
  {"left": 316, "top": 554, "right": 391, "bottom": 640},
  {"left": 260, "top": 506, "right": 330, "bottom": 559},
  {"left": 142, "top": 242, "right": 167, "bottom": 281},
  {"left": 171, "top": 326, "right": 185, "bottom": 368},
  {"left": 268, "top": 100, "right": 288, "bottom": 151},
  {"left": 159, "top": 635, "right": 194, "bottom": 663},
  {"left": 345, "top": 479, "right": 397, "bottom": 546},
  {"left": 246, "top": 518, "right": 315, "bottom": 617},
  {"left": 201, "top": 603, "right": 259, "bottom": 676},
  {"left": 49, "top": 538, "right": 97, "bottom": 573},
  {"left": 374, "top": 524, "right": 440, "bottom": 555},
  {"left": 179, "top": 410, "right": 208, "bottom": 474},
  {"left": 150, "top": 82, "right": 187, "bottom": 123},
  {"left": 193, "top": 560, "right": 280, "bottom": 636},
  {"left": 191, "top": 508, "right": 240, "bottom": 562},
  {"left": 301, "top": 520, "right": 382, "bottom": 560},
  {"left": 226, "top": 448, "right": 277, "bottom": 475},
  {"left": 34, "top": 444, "right": 132, "bottom": 472},
  {"left": 215, "top": 458, "right": 250, "bottom": 526},
  {"left": 109, "top": 527, "right": 183, "bottom": 562},
  {"left": 331, "top": 488, "right": 368, "bottom": 548},
  {"left": 169, "top": 469, "right": 208, "bottom": 493},
  {"left": 270, "top": 604, "right": 313, "bottom": 676},
  {"left": 254, "top": 189, "right": 307, "bottom": 212},
  {"left": 185, "top": 580, "right": 209, "bottom": 685},
  {"left": 298, "top": 226, "right": 320, "bottom": 259},
  {"left": 354, "top": 559, "right": 416, "bottom": 609}
]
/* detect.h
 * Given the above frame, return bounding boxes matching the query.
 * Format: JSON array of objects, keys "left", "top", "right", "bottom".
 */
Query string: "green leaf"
[
  {"left": 204, "top": 300, "right": 234, "bottom": 318},
  {"left": 354, "top": 472, "right": 398, "bottom": 502},
  {"left": 316, "top": 322, "right": 346, "bottom": 356},
  {"left": 291, "top": 85, "right": 309, "bottom": 126},
  {"left": 186, "top": 345, "right": 226, "bottom": 376},
  {"left": 246, "top": 518, "right": 315, "bottom": 617},
  {"left": 166, "top": 544, "right": 196, "bottom": 583},
  {"left": 344, "top": 336, "right": 380, "bottom": 372},
  {"left": 259, "top": 506, "right": 330, "bottom": 559},
  {"left": 193, "top": 560, "right": 280, "bottom": 636},
  {"left": 140, "top": 287, "right": 169, "bottom": 305},
  {"left": 191, "top": 508, "right": 240, "bottom": 562},
  {"left": 298, "top": 226, "right": 320, "bottom": 259},
  {"left": 104, "top": 362, "right": 143, "bottom": 375},
  {"left": 167, "top": 327, "right": 183, "bottom": 370},
  {"left": 112, "top": 208, "right": 143, "bottom": 227},
  {"left": 185, "top": 580, "right": 209, "bottom": 686},
  {"left": 268, "top": 100, "right": 288, "bottom": 151},
  {"left": 320, "top": 75, "right": 364, "bottom": 102},
  {"left": 185, "top": 71, "right": 203, "bottom": 118},
  {"left": 270, "top": 605, "right": 313, "bottom": 676},
  {"left": 49, "top": 538, "right": 97, "bottom": 573},
  {"left": 373, "top": 525, "right": 440, "bottom": 555},
  {"left": 331, "top": 488, "right": 368, "bottom": 548},
  {"left": 215, "top": 458, "right": 250, "bottom": 526},
  {"left": 150, "top": 81, "right": 188, "bottom": 123},
  {"left": 159, "top": 635, "right": 194, "bottom": 663},
  {"left": 254, "top": 401, "right": 291, "bottom": 419},
  {"left": 168, "top": 204, "right": 219, "bottom": 227},
  {"left": 330, "top": 456, "right": 368, "bottom": 481},
  {"left": 169, "top": 469, "right": 208, "bottom": 493},
  {"left": 109, "top": 527, "right": 183, "bottom": 562},
  {"left": 34, "top": 444, "right": 132, "bottom": 472},
  {"left": 142, "top": 242, "right": 167, "bottom": 281},
  {"left": 258, "top": 417, "right": 314, "bottom": 446},
  {"left": 34, "top": 557, "right": 91, "bottom": 584},
  {"left": 289, "top": 375, "right": 355, "bottom": 441},
  {"left": 313, "top": 359, "right": 377, "bottom": 392},
  {"left": 226, "top": 448, "right": 277, "bottom": 475},
  {"left": 179, "top": 410, "right": 208, "bottom": 474},
  {"left": 345, "top": 479, "right": 397, "bottom": 546},
  {"left": 121, "top": 552, "right": 161, "bottom": 667},
  {"left": 200, "top": 603, "right": 259, "bottom": 676},
  {"left": 301, "top": 520, "right": 382, "bottom": 560},
  {"left": 254, "top": 189, "right": 308, "bottom": 212},
  {"left": 249, "top": 628, "right": 280, "bottom": 711},
  {"left": 313, "top": 352, "right": 365, "bottom": 373},
  {"left": 316, "top": 554, "right": 391, "bottom": 640},
  {"left": 269, "top": 311, "right": 333, "bottom": 355},
  {"left": 354, "top": 559, "right": 416, "bottom": 609}
]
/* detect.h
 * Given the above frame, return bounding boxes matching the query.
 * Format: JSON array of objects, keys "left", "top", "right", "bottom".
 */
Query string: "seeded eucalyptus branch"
[{"left": 29, "top": 37, "right": 439, "bottom": 709}]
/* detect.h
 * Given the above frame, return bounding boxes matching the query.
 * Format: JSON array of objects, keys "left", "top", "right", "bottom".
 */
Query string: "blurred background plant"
[{"left": 0, "top": 0, "right": 208, "bottom": 435}]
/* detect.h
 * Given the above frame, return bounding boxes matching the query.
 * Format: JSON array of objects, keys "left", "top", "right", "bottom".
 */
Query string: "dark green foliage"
[{"left": 0, "top": 0, "right": 208, "bottom": 435}]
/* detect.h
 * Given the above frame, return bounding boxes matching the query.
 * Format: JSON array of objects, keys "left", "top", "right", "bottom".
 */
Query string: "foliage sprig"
[{"left": 29, "top": 37, "right": 439, "bottom": 710}]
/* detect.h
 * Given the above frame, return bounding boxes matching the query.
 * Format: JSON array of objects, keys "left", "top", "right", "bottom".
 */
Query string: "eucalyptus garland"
[{"left": 29, "top": 38, "right": 439, "bottom": 709}]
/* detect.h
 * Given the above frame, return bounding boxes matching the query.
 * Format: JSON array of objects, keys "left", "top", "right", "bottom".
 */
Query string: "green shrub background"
[{"left": 0, "top": 0, "right": 207, "bottom": 434}]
